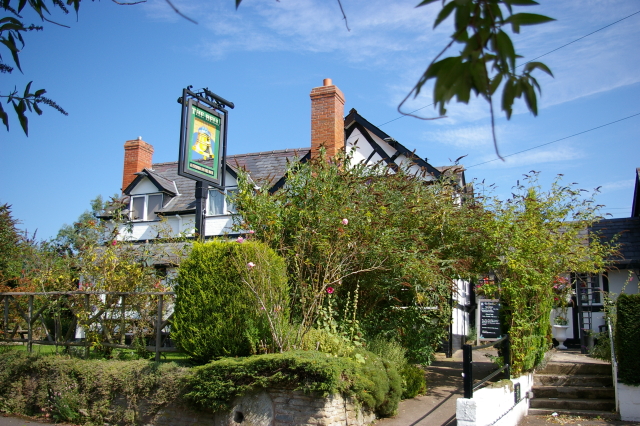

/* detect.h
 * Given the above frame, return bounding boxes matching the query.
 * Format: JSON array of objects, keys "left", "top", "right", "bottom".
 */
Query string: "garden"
[{"left": 0, "top": 150, "right": 618, "bottom": 425}]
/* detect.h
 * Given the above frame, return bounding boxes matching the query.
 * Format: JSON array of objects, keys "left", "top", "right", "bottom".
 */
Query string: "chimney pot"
[{"left": 323, "top": 78, "right": 332, "bottom": 87}]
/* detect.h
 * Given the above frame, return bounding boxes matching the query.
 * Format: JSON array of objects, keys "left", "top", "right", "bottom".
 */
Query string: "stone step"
[
  {"left": 528, "top": 408, "right": 619, "bottom": 420},
  {"left": 532, "top": 385, "right": 615, "bottom": 400},
  {"left": 534, "top": 374, "right": 613, "bottom": 387},
  {"left": 530, "top": 397, "right": 616, "bottom": 411},
  {"left": 537, "top": 362, "right": 611, "bottom": 376}
]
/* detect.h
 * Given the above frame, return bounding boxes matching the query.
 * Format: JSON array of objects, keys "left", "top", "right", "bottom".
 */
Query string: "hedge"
[
  {"left": 616, "top": 293, "right": 640, "bottom": 385},
  {"left": 185, "top": 349, "right": 402, "bottom": 417},
  {"left": 172, "top": 240, "right": 289, "bottom": 362},
  {"left": 0, "top": 351, "right": 187, "bottom": 424}
]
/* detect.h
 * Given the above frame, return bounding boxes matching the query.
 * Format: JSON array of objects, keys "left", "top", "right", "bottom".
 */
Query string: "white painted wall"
[
  {"left": 457, "top": 373, "right": 533, "bottom": 426},
  {"left": 129, "top": 177, "right": 158, "bottom": 195},
  {"left": 607, "top": 270, "right": 639, "bottom": 296},
  {"left": 619, "top": 383, "right": 640, "bottom": 422}
]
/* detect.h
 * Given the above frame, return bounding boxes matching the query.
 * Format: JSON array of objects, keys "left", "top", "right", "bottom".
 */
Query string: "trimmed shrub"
[
  {"left": 400, "top": 364, "right": 427, "bottom": 399},
  {"left": 0, "top": 351, "right": 187, "bottom": 425},
  {"left": 172, "top": 240, "right": 289, "bottom": 363},
  {"left": 616, "top": 293, "right": 640, "bottom": 385},
  {"left": 185, "top": 350, "right": 402, "bottom": 417}
]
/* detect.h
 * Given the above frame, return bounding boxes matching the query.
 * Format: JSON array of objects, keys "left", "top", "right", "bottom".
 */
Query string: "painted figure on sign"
[{"left": 191, "top": 126, "right": 215, "bottom": 160}]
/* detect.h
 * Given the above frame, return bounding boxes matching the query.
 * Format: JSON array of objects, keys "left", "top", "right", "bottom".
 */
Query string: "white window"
[
  {"left": 207, "top": 188, "right": 237, "bottom": 216},
  {"left": 130, "top": 193, "right": 163, "bottom": 221}
]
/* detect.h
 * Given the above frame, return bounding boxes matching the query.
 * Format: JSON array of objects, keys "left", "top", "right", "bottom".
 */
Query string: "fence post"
[
  {"left": 3, "top": 296, "right": 8, "bottom": 339},
  {"left": 155, "top": 294, "right": 163, "bottom": 362},
  {"left": 27, "top": 295, "right": 33, "bottom": 353},
  {"left": 503, "top": 335, "right": 511, "bottom": 380},
  {"left": 463, "top": 343, "right": 473, "bottom": 398},
  {"left": 84, "top": 293, "right": 90, "bottom": 359}
]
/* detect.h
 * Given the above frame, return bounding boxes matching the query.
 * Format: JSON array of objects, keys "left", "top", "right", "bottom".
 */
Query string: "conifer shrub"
[
  {"left": 172, "top": 240, "right": 289, "bottom": 363},
  {"left": 616, "top": 293, "right": 640, "bottom": 385},
  {"left": 184, "top": 349, "right": 402, "bottom": 417}
]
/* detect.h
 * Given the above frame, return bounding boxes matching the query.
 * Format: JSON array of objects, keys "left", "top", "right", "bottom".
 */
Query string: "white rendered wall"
[
  {"left": 619, "top": 383, "right": 640, "bottom": 422},
  {"left": 457, "top": 373, "right": 533, "bottom": 426},
  {"left": 607, "top": 270, "right": 639, "bottom": 295}
]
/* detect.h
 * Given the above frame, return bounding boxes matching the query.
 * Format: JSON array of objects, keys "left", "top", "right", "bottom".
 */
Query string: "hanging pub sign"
[{"left": 178, "top": 98, "right": 227, "bottom": 188}]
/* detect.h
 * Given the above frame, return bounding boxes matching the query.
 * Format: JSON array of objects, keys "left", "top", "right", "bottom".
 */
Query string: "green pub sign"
[{"left": 178, "top": 99, "right": 226, "bottom": 187}]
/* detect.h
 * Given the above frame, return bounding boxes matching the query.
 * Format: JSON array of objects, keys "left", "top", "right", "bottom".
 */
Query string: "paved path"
[
  {"left": 376, "top": 348, "right": 499, "bottom": 426},
  {"left": 0, "top": 413, "right": 72, "bottom": 426}
]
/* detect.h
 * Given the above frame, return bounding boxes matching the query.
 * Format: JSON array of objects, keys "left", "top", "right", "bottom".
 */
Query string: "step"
[
  {"left": 530, "top": 397, "right": 615, "bottom": 411},
  {"left": 532, "top": 385, "right": 615, "bottom": 400},
  {"left": 537, "top": 362, "right": 611, "bottom": 375},
  {"left": 534, "top": 374, "right": 613, "bottom": 387},
  {"left": 528, "top": 408, "right": 618, "bottom": 420}
]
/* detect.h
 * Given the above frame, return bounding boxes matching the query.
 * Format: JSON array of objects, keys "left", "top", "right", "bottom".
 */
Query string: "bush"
[
  {"left": 0, "top": 351, "right": 187, "bottom": 425},
  {"left": 185, "top": 350, "right": 402, "bottom": 417},
  {"left": 172, "top": 240, "right": 289, "bottom": 362},
  {"left": 616, "top": 293, "right": 640, "bottom": 385},
  {"left": 400, "top": 364, "right": 427, "bottom": 399}
]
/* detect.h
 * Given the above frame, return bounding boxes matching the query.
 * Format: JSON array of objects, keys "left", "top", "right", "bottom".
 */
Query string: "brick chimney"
[
  {"left": 122, "top": 137, "right": 154, "bottom": 192},
  {"left": 310, "top": 78, "right": 345, "bottom": 158}
]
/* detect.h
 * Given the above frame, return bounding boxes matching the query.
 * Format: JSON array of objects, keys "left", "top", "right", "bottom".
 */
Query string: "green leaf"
[
  {"left": 454, "top": 2, "right": 470, "bottom": 32},
  {"left": 522, "top": 80, "right": 537, "bottom": 116},
  {"left": 416, "top": 0, "right": 440, "bottom": 7},
  {"left": 495, "top": 30, "right": 516, "bottom": 71},
  {"left": 501, "top": 78, "right": 516, "bottom": 119},
  {"left": 434, "top": 1, "right": 456, "bottom": 28},
  {"left": 505, "top": 13, "right": 555, "bottom": 27},
  {"left": 235, "top": 0, "right": 242, "bottom": 9},
  {"left": 0, "top": 102, "right": 8, "bottom": 131},
  {"left": 17, "top": 0, "right": 26, "bottom": 12},
  {"left": 34, "top": 88, "right": 46, "bottom": 97},
  {"left": 524, "top": 61, "right": 553, "bottom": 77},
  {"left": 503, "top": 0, "right": 539, "bottom": 6},
  {"left": 489, "top": 73, "right": 503, "bottom": 95},
  {"left": 13, "top": 100, "right": 28, "bottom": 136},
  {"left": 23, "top": 81, "right": 32, "bottom": 98},
  {"left": 33, "top": 102, "right": 42, "bottom": 115},
  {"left": 4, "top": 33, "right": 21, "bottom": 72}
]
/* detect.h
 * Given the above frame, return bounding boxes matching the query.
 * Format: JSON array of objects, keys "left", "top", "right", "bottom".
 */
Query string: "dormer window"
[
  {"left": 130, "top": 193, "right": 163, "bottom": 221},
  {"left": 208, "top": 188, "right": 237, "bottom": 216}
]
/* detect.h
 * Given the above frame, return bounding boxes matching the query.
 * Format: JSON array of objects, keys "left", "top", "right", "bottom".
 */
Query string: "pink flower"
[
  {"left": 342, "top": 218, "right": 349, "bottom": 225},
  {"left": 248, "top": 230, "right": 255, "bottom": 234},
  {"left": 111, "top": 240, "right": 117, "bottom": 246},
  {"left": 237, "top": 237, "right": 244, "bottom": 243},
  {"left": 247, "top": 262, "right": 255, "bottom": 269},
  {"left": 327, "top": 287, "right": 334, "bottom": 294}
]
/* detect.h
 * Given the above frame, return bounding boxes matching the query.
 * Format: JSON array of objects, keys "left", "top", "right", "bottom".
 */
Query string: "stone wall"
[{"left": 146, "top": 389, "right": 375, "bottom": 426}]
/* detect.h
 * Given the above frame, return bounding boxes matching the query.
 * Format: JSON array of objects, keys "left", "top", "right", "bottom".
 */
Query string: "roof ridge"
[{"left": 151, "top": 148, "right": 310, "bottom": 168}]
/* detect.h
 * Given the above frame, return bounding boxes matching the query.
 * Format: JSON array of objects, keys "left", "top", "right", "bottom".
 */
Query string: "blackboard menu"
[{"left": 478, "top": 299, "right": 502, "bottom": 340}]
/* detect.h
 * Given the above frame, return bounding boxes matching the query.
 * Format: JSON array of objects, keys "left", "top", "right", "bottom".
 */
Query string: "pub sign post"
[{"left": 178, "top": 86, "right": 234, "bottom": 239}]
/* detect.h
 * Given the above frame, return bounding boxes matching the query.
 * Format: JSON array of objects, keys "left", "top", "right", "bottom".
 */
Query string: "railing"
[
  {"left": 0, "top": 291, "right": 176, "bottom": 362},
  {"left": 608, "top": 317, "right": 619, "bottom": 413},
  {"left": 463, "top": 334, "right": 510, "bottom": 398}
]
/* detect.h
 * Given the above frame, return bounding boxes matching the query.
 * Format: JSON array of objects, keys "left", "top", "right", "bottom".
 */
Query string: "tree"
[
  {"left": 232, "top": 149, "right": 485, "bottom": 363},
  {"left": 0, "top": 203, "right": 23, "bottom": 287},
  {"left": 0, "top": 0, "right": 71, "bottom": 134},
  {"left": 477, "top": 173, "right": 617, "bottom": 374}
]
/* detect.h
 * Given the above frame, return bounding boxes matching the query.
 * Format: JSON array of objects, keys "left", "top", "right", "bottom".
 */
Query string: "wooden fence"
[{"left": 0, "top": 291, "right": 176, "bottom": 361}]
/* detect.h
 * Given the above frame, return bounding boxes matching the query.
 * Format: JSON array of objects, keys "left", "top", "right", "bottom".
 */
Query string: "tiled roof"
[
  {"left": 149, "top": 148, "right": 309, "bottom": 215},
  {"left": 591, "top": 217, "right": 640, "bottom": 268}
]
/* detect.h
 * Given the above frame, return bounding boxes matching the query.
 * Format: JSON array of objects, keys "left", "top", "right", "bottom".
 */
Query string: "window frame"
[
  {"left": 206, "top": 187, "right": 237, "bottom": 217},
  {"left": 129, "top": 192, "right": 164, "bottom": 222}
]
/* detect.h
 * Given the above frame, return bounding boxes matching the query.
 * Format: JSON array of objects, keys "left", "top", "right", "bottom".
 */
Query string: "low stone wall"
[
  {"left": 147, "top": 389, "right": 375, "bottom": 426},
  {"left": 456, "top": 373, "right": 533, "bottom": 426}
]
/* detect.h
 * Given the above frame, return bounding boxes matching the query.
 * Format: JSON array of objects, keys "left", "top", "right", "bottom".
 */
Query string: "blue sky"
[{"left": 1, "top": 0, "right": 639, "bottom": 240}]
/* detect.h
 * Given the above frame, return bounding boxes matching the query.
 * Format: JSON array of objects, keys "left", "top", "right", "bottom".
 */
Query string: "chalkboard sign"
[{"left": 477, "top": 299, "right": 502, "bottom": 341}]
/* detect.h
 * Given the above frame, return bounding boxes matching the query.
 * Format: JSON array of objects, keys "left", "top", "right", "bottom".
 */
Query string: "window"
[
  {"left": 207, "top": 188, "right": 237, "bottom": 216},
  {"left": 130, "top": 193, "right": 163, "bottom": 221},
  {"left": 575, "top": 273, "right": 602, "bottom": 305}
]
